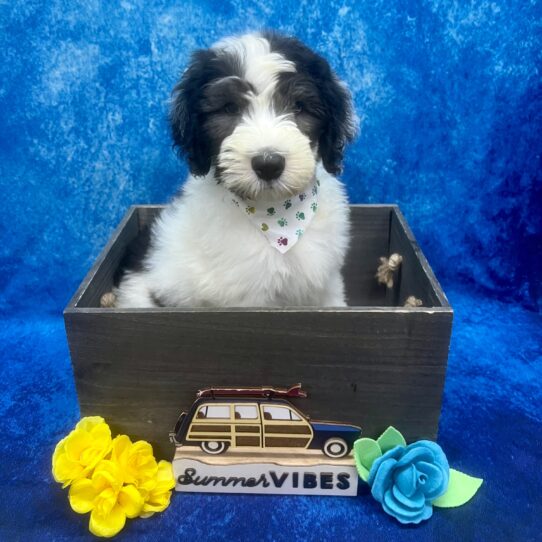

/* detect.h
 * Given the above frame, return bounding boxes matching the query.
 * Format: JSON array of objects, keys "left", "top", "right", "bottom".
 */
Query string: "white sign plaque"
[{"left": 173, "top": 448, "right": 359, "bottom": 497}]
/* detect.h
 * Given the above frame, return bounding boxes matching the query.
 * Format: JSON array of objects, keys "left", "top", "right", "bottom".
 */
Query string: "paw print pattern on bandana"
[{"left": 229, "top": 177, "right": 320, "bottom": 254}]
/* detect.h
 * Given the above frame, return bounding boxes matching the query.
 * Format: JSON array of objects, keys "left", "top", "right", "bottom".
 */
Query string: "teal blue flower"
[{"left": 368, "top": 441, "right": 449, "bottom": 524}]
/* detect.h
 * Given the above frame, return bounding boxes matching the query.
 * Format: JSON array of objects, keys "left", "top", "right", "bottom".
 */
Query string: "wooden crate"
[{"left": 64, "top": 205, "right": 452, "bottom": 458}]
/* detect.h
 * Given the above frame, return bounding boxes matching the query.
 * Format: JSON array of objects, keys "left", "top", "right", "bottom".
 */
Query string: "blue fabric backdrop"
[{"left": 1, "top": 1, "right": 541, "bottom": 540}]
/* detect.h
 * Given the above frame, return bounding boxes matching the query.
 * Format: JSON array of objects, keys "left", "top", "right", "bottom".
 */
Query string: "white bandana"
[{"left": 229, "top": 178, "right": 320, "bottom": 253}]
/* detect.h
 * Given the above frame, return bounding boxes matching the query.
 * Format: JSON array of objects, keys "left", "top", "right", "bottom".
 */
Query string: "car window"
[
  {"left": 197, "top": 405, "right": 230, "bottom": 419},
  {"left": 262, "top": 405, "right": 302, "bottom": 421},
  {"left": 234, "top": 405, "right": 258, "bottom": 419}
]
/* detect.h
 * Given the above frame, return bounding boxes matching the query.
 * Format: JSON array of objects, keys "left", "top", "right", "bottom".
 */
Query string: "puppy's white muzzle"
[{"left": 218, "top": 111, "right": 317, "bottom": 200}]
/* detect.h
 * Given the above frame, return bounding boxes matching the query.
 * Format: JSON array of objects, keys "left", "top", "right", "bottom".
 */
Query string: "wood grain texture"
[
  {"left": 388, "top": 208, "right": 451, "bottom": 308},
  {"left": 67, "top": 207, "right": 139, "bottom": 309},
  {"left": 136, "top": 204, "right": 164, "bottom": 231},
  {"left": 343, "top": 205, "right": 392, "bottom": 306},
  {"left": 65, "top": 308, "right": 452, "bottom": 458},
  {"left": 64, "top": 205, "right": 453, "bottom": 459}
]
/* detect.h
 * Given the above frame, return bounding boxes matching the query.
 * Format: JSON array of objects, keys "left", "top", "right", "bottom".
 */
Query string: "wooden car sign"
[{"left": 171, "top": 384, "right": 361, "bottom": 496}]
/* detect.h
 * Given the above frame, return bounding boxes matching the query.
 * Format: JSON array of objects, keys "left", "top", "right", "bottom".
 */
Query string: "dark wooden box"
[{"left": 64, "top": 205, "right": 452, "bottom": 458}]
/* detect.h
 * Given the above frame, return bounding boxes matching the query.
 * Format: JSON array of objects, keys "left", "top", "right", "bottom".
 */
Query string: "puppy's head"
[{"left": 170, "top": 32, "right": 356, "bottom": 200}]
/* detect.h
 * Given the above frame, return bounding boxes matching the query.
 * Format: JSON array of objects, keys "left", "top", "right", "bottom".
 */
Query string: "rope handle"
[
  {"left": 376, "top": 253, "right": 403, "bottom": 288},
  {"left": 376, "top": 253, "right": 423, "bottom": 307}
]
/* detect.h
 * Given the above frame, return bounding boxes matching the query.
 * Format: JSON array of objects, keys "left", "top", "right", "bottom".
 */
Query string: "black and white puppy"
[{"left": 113, "top": 31, "right": 356, "bottom": 308}]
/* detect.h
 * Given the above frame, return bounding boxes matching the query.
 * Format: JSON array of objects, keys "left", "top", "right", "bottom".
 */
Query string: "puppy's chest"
[{"left": 203, "top": 205, "right": 340, "bottom": 290}]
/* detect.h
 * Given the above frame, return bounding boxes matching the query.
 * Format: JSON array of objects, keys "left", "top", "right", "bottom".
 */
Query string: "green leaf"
[
  {"left": 353, "top": 438, "right": 382, "bottom": 482},
  {"left": 433, "top": 468, "right": 483, "bottom": 508},
  {"left": 376, "top": 426, "right": 406, "bottom": 453}
]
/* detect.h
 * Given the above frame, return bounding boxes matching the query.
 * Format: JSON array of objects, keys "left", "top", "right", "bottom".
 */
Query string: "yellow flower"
[
  {"left": 139, "top": 460, "right": 176, "bottom": 518},
  {"left": 69, "top": 460, "right": 144, "bottom": 538},
  {"left": 52, "top": 417, "right": 112, "bottom": 488},
  {"left": 110, "top": 436, "right": 174, "bottom": 516},
  {"left": 110, "top": 435, "right": 158, "bottom": 486},
  {"left": 54, "top": 419, "right": 174, "bottom": 535}
]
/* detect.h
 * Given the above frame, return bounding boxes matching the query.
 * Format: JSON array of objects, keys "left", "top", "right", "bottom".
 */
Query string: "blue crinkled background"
[{"left": 0, "top": 1, "right": 541, "bottom": 540}]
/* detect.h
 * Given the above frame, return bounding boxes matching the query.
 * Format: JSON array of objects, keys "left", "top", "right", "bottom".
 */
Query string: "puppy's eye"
[
  {"left": 293, "top": 101, "right": 304, "bottom": 114},
  {"left": 222, "top": 103, "right": 241, "bottom": 115}
]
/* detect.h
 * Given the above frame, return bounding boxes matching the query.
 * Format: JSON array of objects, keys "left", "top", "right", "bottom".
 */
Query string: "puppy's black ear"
[
  {"left": 262, "top": 32, "right": 356, "bottom": 175},
  {"left": 170, "top": 50, "right": 213, "bottom": 176},
  {"left": 318, "top": 72, "right": 357, "bottom": 175}
]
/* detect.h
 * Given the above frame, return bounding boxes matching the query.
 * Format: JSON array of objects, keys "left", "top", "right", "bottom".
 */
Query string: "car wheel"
[
  {"left": 200, "top": 441, "right": 229, "bottom": 455},
  {"left": 323, "top": 438, "right": 348, "bottom": 458}
]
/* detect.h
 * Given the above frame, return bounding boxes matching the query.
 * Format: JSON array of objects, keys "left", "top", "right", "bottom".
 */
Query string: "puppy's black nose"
[{"left": 251, "top": 152, "right": 285, "bottom": 181}]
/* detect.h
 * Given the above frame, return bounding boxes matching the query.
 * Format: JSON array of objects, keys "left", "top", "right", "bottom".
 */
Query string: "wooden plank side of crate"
[
  {"left": 67, "top": 207, "right": 140, "bottom": 309},
  {"left": 343, "top": 205, "right": 393, "bottom": 306},
  {"left": 64, "top": 308, "right": 452, "bottom": 459},
  {"left": 389, "top": 208, "right": 451, "bottom": 308},
  {"left": 136, "top": 204, "right": 164, "bottom": 230}
]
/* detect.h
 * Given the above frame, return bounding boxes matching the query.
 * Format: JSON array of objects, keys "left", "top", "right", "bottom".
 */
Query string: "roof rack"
[{"left": 196, "top": 383, "right": 307, "bottom": 400}]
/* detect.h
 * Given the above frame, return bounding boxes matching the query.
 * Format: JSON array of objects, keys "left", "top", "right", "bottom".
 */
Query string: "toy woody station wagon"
[{"left": 170, "top": 385, "right": 361, "bottom": 458}]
